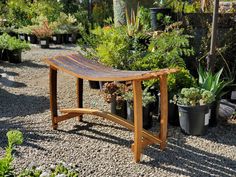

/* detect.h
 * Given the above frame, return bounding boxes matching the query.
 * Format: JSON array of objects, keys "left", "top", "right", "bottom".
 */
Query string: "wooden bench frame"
[{"left": 46, "top": 54, "right": 178, "bottom": 163}]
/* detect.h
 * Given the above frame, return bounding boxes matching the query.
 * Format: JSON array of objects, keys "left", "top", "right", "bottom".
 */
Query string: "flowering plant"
[{"left": 102, "top": 82, "right": 126, "bottom": 109}]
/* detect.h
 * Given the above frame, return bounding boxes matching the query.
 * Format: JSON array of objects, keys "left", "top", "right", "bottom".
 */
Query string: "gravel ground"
[{"left": 0, "top": 45, "right": 236, "bottom": 177}]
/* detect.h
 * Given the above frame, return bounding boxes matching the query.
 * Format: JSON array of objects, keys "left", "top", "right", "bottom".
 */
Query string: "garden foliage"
[
  {"left": 0, "top": 130, "right": 23, "bottom": 176},
  {"left": 173, "top": 87, "right": 215, "bottom": 106},
  {"left": 0, "top": 33, "right": 30, "bottom": 51}
]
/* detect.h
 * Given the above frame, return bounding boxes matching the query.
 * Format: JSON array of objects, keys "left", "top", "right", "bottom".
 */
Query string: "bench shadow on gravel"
[
  {"left": 0, "top": 88, "right": 49, "bottom": 118},
  {"left": 0, "top": 60, "right": 47, "bottom": 69},
  {"left": 59, "top": 120, "right": 132, "bottom": 147},
  {"left": 142, "top": 137, "right": 236, "bottom": 177},
  {"left": 0, "top": 77, "right": 27, "bottom": 88},
  {"left": 60, "top": 118, "right": 236, "bottom": 177},
  {"left": 0, "top": 119, "right": 59, "bottom": 151},
  {"left": 16, "top": 60, "right": 48, "bottom": 69},
  {"left": 204, "top": 123, "right": 236, "bottom": 146},
  {"left": 0, "top": 68, "right": 19, "bottom": 76}
]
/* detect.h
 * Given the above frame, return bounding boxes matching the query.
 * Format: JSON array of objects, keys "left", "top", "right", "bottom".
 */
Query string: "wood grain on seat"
[{"left": 45, "top": 53, "right": 178, "bottom": 81}]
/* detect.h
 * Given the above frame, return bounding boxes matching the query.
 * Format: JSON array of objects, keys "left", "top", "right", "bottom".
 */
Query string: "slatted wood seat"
[{"left": 45, "top": 53, "right": 178, "bottom": 163}]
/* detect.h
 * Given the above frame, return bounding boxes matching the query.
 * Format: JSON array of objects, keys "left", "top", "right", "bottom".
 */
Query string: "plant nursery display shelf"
[{"left": 45, "top": 53, "right": 178, "bottom": 163}]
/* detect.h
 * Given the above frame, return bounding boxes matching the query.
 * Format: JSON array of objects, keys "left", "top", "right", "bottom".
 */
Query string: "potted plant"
[
  {"left": 7, "top": 35, "right": 30, "bottom": 63},
  {"left": 167, "top": 68, "right": 197, "bottom": 126},
  {"left": 16, "top": 26, "right": 38, "bottom": 44},
  {"left": 198, "top": 66, "right": 234, "bottom": 126},
  {"left": 50, "top": 20, "right": 66, "bottom": 45},
  {"left": 51, "top": 13, "right": 80, "bottom": 44},
  {"left": 123, "top": 86, "right": 156, "bottom": 129},
  {"left": 32, "top": 20, "right": 52, "bottom": 48},
  {"left": 150, "top": 0, "right": 172, "bottom": 30},
  {"left": 52, "top": 28, "right": 65, "bottom": 45},
  {"left": 0, "top": 33, "right": 9, "bottom": 61},
  {"left": 173, "top": 87, "right": 215, "bottom": 135},
  {"left": 27, "top": 26, "right": 38, "bottom": 44},
  {"left": 0, "top": 33, "right": 30, "bottom": 63},
  {"left": 102, "top": 82, "right": 127, "bottom": 118}
]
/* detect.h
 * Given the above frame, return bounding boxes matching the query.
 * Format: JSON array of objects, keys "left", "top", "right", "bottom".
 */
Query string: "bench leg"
[
  {"left": 159, "top": 74, "right": 168, "bottom": 150},
  {"left": 77, "top": 78, "right": 83, "bottom": 121},
  {"left": 133, "top": 80, "right": 143, "bottom": 163},
  {"left": 49, "top": 67, "right": 58, "bottom": 130}
]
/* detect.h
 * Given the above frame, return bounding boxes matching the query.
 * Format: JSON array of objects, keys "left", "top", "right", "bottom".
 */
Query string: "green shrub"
[
  {"left": 94, "top": 26, "right": 132, "bottom": 69},
  {"left": 139, "top": 6, "right": 151, "bottom": 31},
  {"left": 0, "top": 130, "right": 23, "bottom": 176},
  {"left": 50, "top": 12, "right": 83, "bottom": 35},
  {"left": 29, "top": 0, "right": 63, "bottom": 23},
  {"left": 92, "top": 0, "right": 113, "bottom": 26},
  {"left": 168, "top": 68, "right": 196, "bottom": 95},
  {"left": 133, "top": 27, "right": 194, "bottom": 70},
  {"left": 6, "top": 0, "right": 31, "bottom": 27},
  {"left": 0, "top": 33, "right": 30, "bottom": 51}
]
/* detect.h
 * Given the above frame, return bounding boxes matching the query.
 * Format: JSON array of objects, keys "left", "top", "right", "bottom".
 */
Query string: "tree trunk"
[
  {"left": 207, "top": 0, "right": 219, "bottom": 72},
  {"left": 113, "top": 0, "right": 126, "bottom": 27}
]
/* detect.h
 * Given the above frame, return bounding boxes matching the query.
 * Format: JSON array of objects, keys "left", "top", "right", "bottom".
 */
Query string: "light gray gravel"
[{"left": 0, "top": 45, "right": 236, "bottom": 177}]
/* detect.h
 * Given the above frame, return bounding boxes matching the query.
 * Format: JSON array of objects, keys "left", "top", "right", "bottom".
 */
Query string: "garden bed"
[{"left": 0, "top": 46, "right": 235, "bottom": 176}]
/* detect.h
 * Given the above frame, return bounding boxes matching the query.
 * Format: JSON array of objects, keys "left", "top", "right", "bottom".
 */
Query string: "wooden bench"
[{"left": 45, "top": 53, "right": 178, "bottom": 163}]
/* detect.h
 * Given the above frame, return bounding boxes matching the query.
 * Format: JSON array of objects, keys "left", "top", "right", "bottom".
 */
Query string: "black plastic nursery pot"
[
  {"left": 7, "top": 50, "right": 22, "bottom": 63},
  {"left": 0, "top": 49, "right": 8, "bottom": 61},
  {"left": 69, "top": 33, "right": 78, "bottom": 44},
  {"left": 178, "top": 104, "right": 210, "bottom": 136},
  {"left": 52, "top": 34, "right": 63, "bottom": 44},
  {"left": 88, "top": 80, "right": 100, "bottom": 89},
  {"left": 27, "top": 34, "right": 38, "bottom": 44},
  {"left": 168, "top": 102, "right": 180, "bottom": 126},
  {"left": 147, "top": 88, "right": 159, "bottom": 117},
  {"left": 63, "top": 34, "right": 70, "bottom": 44},
  {"left": 18, "top": 33, "right": 28, "bottom": 41},
  {"left": 8, "top": 31, "right": 18, "bottom": 37},
  {"left": 111, "top": 98, "right": 127, "bottom": 119},
  {"left": 62, "top": 33, "right": 77, "bottom": 44},
  {"left": 40, "top": 38, "right": 50, "bottom": 49},
  {"left": 0, "top": 50, "right": 2, "bottom": 61},
  {"left": 150, "top": 7, "right": 172, "bottom": 31},
  {"left": 127, "top": 103, "right": 153, "bottom": 130},
  {"left": 209, "top": 101, "right": 220, "bottom": 127}
]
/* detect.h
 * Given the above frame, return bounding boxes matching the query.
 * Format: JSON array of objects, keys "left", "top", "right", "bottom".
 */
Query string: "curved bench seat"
[{"left": 45, "top": 53, "right": 177, "bottom": 81}]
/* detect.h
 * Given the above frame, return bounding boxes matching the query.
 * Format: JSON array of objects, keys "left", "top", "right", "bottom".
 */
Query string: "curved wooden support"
[{"left": 60, "top": 108, "right": 162, "bottom": 145}]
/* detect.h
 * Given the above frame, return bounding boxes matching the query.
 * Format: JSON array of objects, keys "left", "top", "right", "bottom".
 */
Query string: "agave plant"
[
  {"left": 198, "top": 65, "right": 233, "bottom": 100},
  {"left": 125, "top": 4, "right": 141, "bottom": 37}
]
